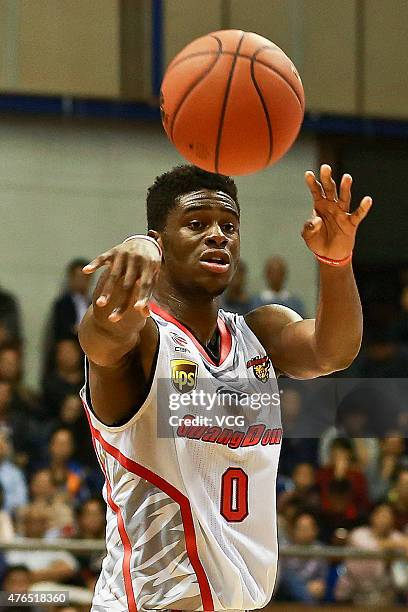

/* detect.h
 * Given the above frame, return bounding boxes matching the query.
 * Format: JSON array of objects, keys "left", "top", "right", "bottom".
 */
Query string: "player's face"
[{"left": 161, "top": 189, "right": 240, "bottom": 297}]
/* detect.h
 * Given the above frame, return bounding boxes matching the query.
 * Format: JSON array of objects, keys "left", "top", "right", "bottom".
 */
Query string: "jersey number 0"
[{"left": 220, "top": 467, "right": 249, "bottom": 522}]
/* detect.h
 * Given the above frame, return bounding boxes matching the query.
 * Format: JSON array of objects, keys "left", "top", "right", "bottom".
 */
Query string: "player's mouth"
[{"left": 199, "top": 250, "right": 230, "bottom": 274}]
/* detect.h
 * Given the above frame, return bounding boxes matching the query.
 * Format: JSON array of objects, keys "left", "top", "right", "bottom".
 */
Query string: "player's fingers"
[
  {"left": 338, "top": 174, "right": 353, "bottom": 211},
  {"left": 108, "top": 285, "right": 146, "bottom": 322},
  {"left": 122, "top": 255, "right": 141, "bottom": 291},
  {"left": 82, "top": 251, "right": 112, "bottom": 274},
  {"left": 134, "top": 281, "right": 155, "bottom": 309},
  {"left": 96, "top": 252, "right": 126, "bottom": 307},
  {"left": 350, "top": 196, "right": 372, "bottom": 226},
  {"left": 305, "top": 171, "right": 325, "bottom": 201},
  {"left": 301, "top": 216, "right": 323, "bottom": 239},
  {"left": 320, "top": 164, "right": 338, "bottom": 201},
  {"left": 133, "top": 266, "right": 160, "bottom": 309},
  {"left": 106, "top": 261, "right": 143, "bottom": 322}
]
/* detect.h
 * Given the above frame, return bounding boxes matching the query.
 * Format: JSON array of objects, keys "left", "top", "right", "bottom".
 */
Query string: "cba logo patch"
[
  {"left": 246, "top": 355, "right": 270, "bottom": 383},
  {"left": 171, "top": 359, "right": 198, "bottom": 393}
]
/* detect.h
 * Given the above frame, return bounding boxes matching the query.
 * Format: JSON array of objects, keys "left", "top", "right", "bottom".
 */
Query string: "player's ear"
[
  {"left": 148, "top": 229, "right": 159, "bottom": 241},
  {"left": 148, "top": 230, "right": 164, "bottom": 257}
]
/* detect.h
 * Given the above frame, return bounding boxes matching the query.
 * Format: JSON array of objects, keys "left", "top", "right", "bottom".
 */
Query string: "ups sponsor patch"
[{"left": 171, "top": 359, "right": 198, "bottom": 393}]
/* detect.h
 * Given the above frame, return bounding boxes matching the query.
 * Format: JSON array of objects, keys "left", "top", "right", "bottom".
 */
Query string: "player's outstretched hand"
[
  {"left": 302, "top": 164, "right": 373, "bottom": 260},
  {"left": 83, "top": 237, "right": 161, "bottom": 323}
]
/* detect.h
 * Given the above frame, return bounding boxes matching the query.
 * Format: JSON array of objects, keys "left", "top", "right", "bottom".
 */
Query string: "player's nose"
[{"left": 205, "top": 224, "right": 228, "bottom": 247}]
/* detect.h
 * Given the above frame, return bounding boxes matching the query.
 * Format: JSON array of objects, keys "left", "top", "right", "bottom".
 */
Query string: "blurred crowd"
[
  {"left": 0, "top": 260, "right": 103, "bottom": 608},
  {"left": 0, "top": 255, "right": 407, "bottom": 608}
]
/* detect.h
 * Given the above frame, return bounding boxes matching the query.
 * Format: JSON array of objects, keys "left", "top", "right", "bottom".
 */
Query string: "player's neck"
[{"left": 152, "top": 288, "right": 220, "bottom": 346}]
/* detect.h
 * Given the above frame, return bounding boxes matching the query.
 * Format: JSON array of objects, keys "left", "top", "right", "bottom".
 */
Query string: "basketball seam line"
[
  {"left": 215, "top": 31, "right": 245, "bottom": 174},
  {"left": 168, "top": 37, "right": 222, "bottom": 143},
  {"left": 165, "top": 50, "right": 304, "bottom": 111},
  {"left": 250, "top": 50, "right": 273, "bottom": 166}
]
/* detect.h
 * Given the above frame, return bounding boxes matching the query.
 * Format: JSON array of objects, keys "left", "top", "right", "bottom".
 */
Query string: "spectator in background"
[
  {"left": 1, "top": 565, "right": 43, "bottom": 612},
  {"left": 55, "top": 394, "right": 97, "bottom": 472},
  {"left": 354, "top": 327, "right": 408, "bottom": 377},
  {"left": 317, "top": 438, "right": 370, "bottom": 517},
  {"left": 278, "top": 463, "right": 320, "bottom": 517},
  {"left": 75, "top": 497, "right": 105, "bottom": 540},
  {"left": 42, "top": 339, "right": 84, "bottom": 417},
  {"left": 257, "top": 256, "right": 306, "bottom": 317},
  {"left": 277, "top": 512, "right": 328, "bottom": 604},
  {"left": 221, "top": 260, "right": 259, "bottom": 315},
  {"left": 277, "top": 498, "right": 305, "bottom": 548},
  {"left": 0, "top": 483, "right": 15, "bottom": 541},
  {"left": 319, "top": 478, "right": 363, "bottom": 544},
  {"left": 365, "top": 435, "right": 408, "bottom": 503},
  {"left": 398, "top": 408, "right": 408, "bottom": 439},
  {"left": 29, "top": 469, "right": 74, "bottom": 537},
  {"left": 392, "top": 285, "right": 408, "bottom": 345},
  {"left": 1, "top": 564, "right": 31, "bottom": 593},
  {"left": 7, "top": 504, "right": 78, "bottom": 584},
  {"left": 51, "top": 259, "right": 91, "bottom": 342},
  {"left": 43, "top": 259, "right": 90, "bottom": 378},
  {"left": 42, "top": 428, "right": 89, "bottom": 505},
  {"left": 0, "top": 431, "right": 27, "bottom": 514},
  {"left": 318, "top": 387, "right": 383, "bottom": 470},
  {"left": 0, "top": 284, "right": 22, "bottom": 344},
  {"left": 0, "top": 380, "right": 38, "bottom": 469},
  {"left": 73, "top": 498, "right": 105, "bottom": 591},
  {"left": 388, "top": 467, "right": 408, "bottom": 531},
  {"left": 335, "top": 503, "right": 408, "bottom": 605},
  {"left": 0, "top": 343, "right": 23, "bottom": 387},
  {"left": 0, "top": 342, "right": 42, "bottom": 418},
  {"left": 278, "top": 385, "right": 318, "bottom": 476}
]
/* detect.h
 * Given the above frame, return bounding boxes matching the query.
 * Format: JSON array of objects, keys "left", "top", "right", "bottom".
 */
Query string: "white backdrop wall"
[{"left": 0, "top": 117, "right": 317, "bottom": 387}]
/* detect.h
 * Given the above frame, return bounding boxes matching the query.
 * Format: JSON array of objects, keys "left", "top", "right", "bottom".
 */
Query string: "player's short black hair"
[{"left": 146, "top": 165, "right": 239, "bottom": 231}]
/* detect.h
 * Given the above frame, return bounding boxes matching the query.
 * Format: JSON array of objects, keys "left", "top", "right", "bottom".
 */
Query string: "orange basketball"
[{"left": 160, "top": 29, "right": 305, "bottom": 176}]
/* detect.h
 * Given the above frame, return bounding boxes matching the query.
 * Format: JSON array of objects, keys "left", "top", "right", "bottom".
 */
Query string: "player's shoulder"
[
  {"left": 245, "top": 303, "right": 302, "bottom": 335},
  {"left": 243, "top": 304, "right": 302, "bottom": 354},
  {"left": 244, "top": 305, "right": 304, "bottom": 377}
]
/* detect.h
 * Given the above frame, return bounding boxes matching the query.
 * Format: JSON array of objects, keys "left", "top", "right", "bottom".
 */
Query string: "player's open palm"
[
  {"left": 302, "top": 164, "right": 372, "bottom": 261},
  {"left": 83, "top": 237, "right": 161, "bottom": 323}
]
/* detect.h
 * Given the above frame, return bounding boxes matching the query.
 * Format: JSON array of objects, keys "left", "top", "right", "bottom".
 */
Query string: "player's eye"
[
  {"left": 222, "top": 222, "right": 236, "bottom": 233},
  {"left": 188, "top": 220, "right": 204, "bottom": 230}
]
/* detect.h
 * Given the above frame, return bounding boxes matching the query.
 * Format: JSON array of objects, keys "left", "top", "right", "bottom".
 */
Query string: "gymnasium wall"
[
  {"left": 1, "top": 0, "right": 407, "bottom": 118},
  {"left": 0, "top": 118, "right": 317, "bottom": 388}
]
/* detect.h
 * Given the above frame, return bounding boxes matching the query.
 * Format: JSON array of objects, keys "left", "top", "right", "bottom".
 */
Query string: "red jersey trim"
[
  {"left": 83, "top": 406, "right": 137, "bottom": 612},
  {"left": 104, "top": 478, "right": 138, "bottom": 612},
  {"left": 149, "top": 302, "right": 232, "bottom": 366},
  {"left": 85, "top": 412, "right": 214, "bottom": 612}
]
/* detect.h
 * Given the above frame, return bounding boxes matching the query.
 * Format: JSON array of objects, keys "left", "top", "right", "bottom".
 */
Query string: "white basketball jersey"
[{"left": 80, "top": 304, "right": 282, "bottom": 612}]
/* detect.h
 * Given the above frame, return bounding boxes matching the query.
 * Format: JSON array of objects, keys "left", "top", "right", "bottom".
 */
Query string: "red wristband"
[{"left": 314, "top": 251, "right": 353, "bottom": 267}]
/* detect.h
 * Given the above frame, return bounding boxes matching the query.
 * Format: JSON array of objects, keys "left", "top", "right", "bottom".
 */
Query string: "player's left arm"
[{"left": 246, "top": 164, "right": 373, "bottom": 379}]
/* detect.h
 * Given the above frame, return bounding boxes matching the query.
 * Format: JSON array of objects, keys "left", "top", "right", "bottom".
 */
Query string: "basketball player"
[{"left": 79, "top": 164, "right": 372, "bottom": 612}]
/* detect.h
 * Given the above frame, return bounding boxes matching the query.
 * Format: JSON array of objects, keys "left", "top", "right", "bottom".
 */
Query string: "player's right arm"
[{"left": 78, "top": 237, "right": 161, "bottom": 424}]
